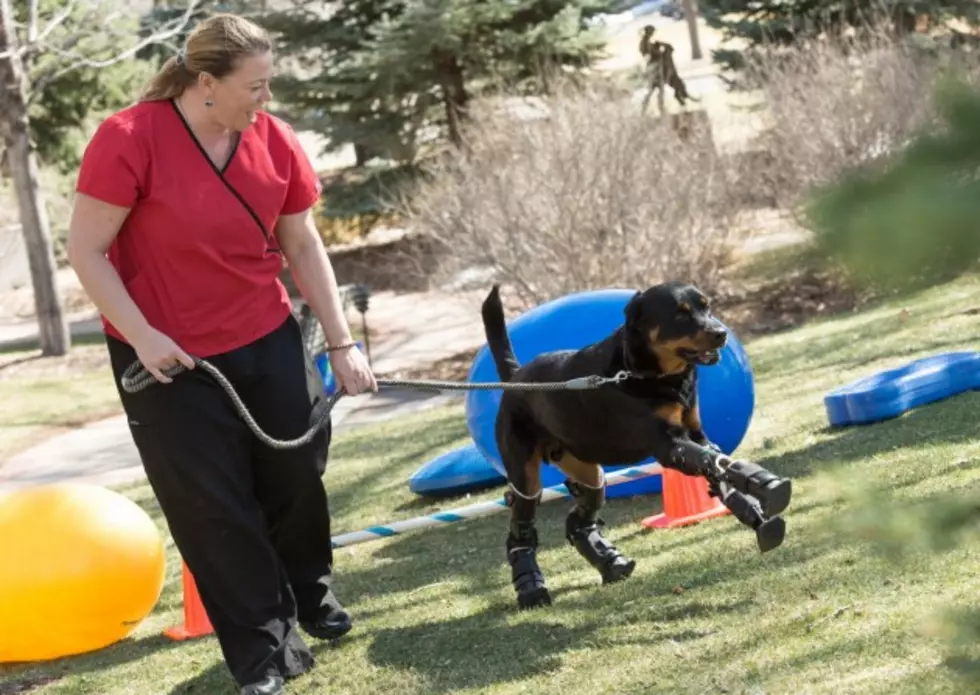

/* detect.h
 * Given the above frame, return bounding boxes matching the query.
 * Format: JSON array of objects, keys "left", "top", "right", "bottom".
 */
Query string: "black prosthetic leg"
[
  {"left": 712, "top": 481, "right": 786, "bottom": 553},
  {"left": 712, "top": 458, "right": 792, "bottom": 553},
  {"left": 669, "top": 440, "right": 793, "bottom": 553},
  {"left": 565, "top": 477, "right": 636, "bottom": 584},
  {"left": 506, "top": 488, "right": 551, "bottom": 610},
  {"left": 720, "top": 459, "right": 792, "bottom": 517}
]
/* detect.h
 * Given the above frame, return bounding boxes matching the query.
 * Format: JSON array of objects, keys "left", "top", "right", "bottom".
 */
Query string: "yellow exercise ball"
[{"left": 0, "top": 483, "right": 167, "bottom": 663}]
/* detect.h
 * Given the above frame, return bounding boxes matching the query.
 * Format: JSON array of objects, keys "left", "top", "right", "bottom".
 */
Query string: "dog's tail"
[{"left": 481, "top": 284, "right": 521, "bottom": 382}]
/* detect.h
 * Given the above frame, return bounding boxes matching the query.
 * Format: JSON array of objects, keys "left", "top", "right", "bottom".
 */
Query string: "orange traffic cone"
[
  {"left": 164, "top": 562, "right": 214, "bottom": 640},
  {"left": 641, "top": 467, "right": 730, "bottom": 529}
]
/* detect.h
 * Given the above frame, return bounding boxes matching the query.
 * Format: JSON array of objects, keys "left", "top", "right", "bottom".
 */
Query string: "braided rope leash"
[{"left": 119, "top": 358, "right": 631, "bottom": 451}]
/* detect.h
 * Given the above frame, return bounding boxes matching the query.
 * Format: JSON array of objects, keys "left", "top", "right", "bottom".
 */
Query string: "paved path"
[{"left": 0, "top": 288, "right": 488, "bottom": 493}]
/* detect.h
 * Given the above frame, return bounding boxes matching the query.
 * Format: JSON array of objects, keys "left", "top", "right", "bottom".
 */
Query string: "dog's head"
[{"left": 623, "top": 281, "right": 727, "bottom": 375}]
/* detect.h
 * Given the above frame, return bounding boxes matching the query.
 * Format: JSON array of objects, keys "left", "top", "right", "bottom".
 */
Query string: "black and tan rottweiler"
[{"left": 480, "top": 281, "right": 791, "bottom": 610}]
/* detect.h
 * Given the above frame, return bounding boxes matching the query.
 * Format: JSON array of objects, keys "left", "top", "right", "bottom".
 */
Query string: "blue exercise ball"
[{"left": 465, "top": 289, "right": 755, "bottom": 498}]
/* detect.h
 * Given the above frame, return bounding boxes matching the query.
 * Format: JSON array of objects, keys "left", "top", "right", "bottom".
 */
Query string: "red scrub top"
[{"left": 75, "top": 99, "right": 322, "bottom": 357}]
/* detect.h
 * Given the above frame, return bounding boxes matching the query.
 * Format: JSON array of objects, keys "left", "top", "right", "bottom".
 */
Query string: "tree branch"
[
  {"left": 24, "top": 0, "right": 202, "bottom": 104},
  {"left": 26, "top": 0, "right": 38, "bottom": 43},
  {"left": 0, "top": 0, "right": 80, "bottom": 61},
  {"left": 32, "top": 0, "right": 78, "bottom": 49}
]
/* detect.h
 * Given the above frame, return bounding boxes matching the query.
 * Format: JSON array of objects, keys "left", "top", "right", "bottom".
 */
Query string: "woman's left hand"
[{"left": 329, "top": 345, "right": 378, "bottom": 396}]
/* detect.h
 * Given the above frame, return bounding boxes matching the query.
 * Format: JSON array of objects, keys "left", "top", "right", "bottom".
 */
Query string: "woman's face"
[{"left": 204, "top": 50, "right": 274, "bottom": 131}]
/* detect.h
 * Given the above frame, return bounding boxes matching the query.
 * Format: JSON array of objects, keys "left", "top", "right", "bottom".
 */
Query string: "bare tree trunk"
[
  {"left": 432, "top": 48, "right": 469, "bottom": 149},
  {"left": 0, "top": 0, "right": 69, "bottom": 355},
  {"left": 682, "top": 0, "right": 703, "bottom": 60}
]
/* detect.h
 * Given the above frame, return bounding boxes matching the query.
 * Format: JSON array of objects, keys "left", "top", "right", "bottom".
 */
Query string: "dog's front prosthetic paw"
[
  {"left": 509, "top": 547, "right": 552, "bottom": 610},
  {"left": 755, "top": 516, "right": 786, "bottom": 553},
  {"left": 723, "top": 460, "right": 792, "bottom": 517},
  {"left": 720, "top": 488, "right": 786, "bottom": 553},
  {"left": 566, "top": 518, "right": 637, "bottom": 585}
]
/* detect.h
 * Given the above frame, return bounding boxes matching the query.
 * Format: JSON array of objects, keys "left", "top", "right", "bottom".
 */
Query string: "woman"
[{"left": 67, "top": 13, "right": 376, "bottom": 695}]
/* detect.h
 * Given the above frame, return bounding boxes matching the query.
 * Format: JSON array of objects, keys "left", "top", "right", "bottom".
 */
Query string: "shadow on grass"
[
  {"left": 363, "top": 611, "right": 598, "bottom": 692},
  {"left": 358, "top": 594, "right": 749, "bottom": 694},
  {"left": 163, "top": 659, "right": 238, "bottom": 695},
  {"left": 0, "top": 633, "right": 185, "bottom": 694},
  {"left": 324, "top": 409, "right": 471, "bottom": 520},
  {"left": 754, "top": 391, "right": 980, "bottom": 481},
  {"left": 392, "top": 480, "right": 506, "bottom": 513}
]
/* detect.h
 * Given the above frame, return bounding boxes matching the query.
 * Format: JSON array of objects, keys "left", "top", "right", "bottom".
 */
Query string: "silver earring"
[{"left": 205, "top": 98, "right": 213, "bottom": 107}]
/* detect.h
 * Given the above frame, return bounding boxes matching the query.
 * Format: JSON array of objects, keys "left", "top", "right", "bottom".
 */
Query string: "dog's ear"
[{"left": 624, "top": 291, "right": 643, "bottom": 326}]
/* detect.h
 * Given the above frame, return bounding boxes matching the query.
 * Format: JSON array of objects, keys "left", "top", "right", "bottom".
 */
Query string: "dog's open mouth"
[{"left": 679, "top": 348, "right": 721, "bottom": 365}]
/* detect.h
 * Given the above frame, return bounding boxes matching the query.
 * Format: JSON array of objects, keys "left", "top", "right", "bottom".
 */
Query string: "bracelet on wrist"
[{"left": 325, "top": 341, "right": 357, "bottom": 353}]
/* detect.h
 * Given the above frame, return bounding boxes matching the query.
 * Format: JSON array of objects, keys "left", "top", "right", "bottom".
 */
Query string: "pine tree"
[
  {"left": 701, "top": 0, "right": 980, "bottom": 72},
  {"left": 263, "top": 0, "right": 617, "bottom": 164}
]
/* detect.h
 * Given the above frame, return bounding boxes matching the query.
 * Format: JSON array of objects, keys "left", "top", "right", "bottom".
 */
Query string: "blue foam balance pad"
[
  {"left": 824, "top": 351, "right": 980, "bottom": 427},
  {"left": 409, "top": 443, "right": 507, "bottom": 497}
]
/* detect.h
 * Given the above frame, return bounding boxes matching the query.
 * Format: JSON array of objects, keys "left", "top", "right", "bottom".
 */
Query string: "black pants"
[{"left": 107, "top": 315, "right": 334, "bottom": 687}]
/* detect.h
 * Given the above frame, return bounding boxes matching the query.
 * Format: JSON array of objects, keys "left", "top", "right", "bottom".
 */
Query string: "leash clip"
[{"left": 565, "top": 371, "right": 633, "bottom": 390}]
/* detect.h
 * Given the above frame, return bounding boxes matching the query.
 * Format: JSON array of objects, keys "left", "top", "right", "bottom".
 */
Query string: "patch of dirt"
[{"left": 712, "top": 266, "right": 878, "bottom": 338}]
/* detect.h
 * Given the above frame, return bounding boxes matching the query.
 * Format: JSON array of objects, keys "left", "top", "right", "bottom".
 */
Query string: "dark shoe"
[
  {"left": 241, "top": 675, "right": 284, "bottom": 695},
  {"left": 300, "top": 593, "right": 353, "bottom": 640}
]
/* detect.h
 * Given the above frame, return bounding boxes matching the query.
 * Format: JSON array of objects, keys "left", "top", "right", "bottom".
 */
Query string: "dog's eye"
[{"left": 677, "top": 303, "right": 692, "bottom": 318}]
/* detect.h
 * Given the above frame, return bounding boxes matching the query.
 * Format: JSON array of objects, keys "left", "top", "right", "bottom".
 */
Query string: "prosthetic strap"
[
  {"left": 506, "top": 485, "right": 548, "bottom": 603},
  {"left": 666, "top": 440, "right": 792, "bottom": 519},
  {"left": 666, "top": 439, "right": 720, "bottom": 477},
  {"left": 506, "top": 486, "right": 540, "bottom": 551},
  {"left": 564, "top": 472, "right": 635, "bottom": 583},
  {"left": 723, "top": 460, "right": 786, "bottom": 499}
]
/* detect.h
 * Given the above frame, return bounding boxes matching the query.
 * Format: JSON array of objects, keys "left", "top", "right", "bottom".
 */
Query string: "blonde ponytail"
[{"left": 140, "top": 55, "right": 196, "bottom": 101}]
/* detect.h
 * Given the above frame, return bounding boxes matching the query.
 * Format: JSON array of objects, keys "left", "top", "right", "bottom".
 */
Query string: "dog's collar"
[
  {"left": 619, "top": 325, "right": 699, "bottom": 381},
  {"left": 619, "top": 329, "right": 659, "bottom": 380}
]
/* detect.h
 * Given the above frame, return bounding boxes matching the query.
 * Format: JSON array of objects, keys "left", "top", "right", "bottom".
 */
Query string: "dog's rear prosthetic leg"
[
  {"left": 565, "top": 476, "right": 636, "bottom": 584},
  {"left": 506, "top": 486, "right": 551, "bottom": 609}
]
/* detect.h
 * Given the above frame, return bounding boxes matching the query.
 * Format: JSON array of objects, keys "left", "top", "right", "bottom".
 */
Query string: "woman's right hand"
[{"left": 132, "top": 326, "right": 195, "bottom": 384}]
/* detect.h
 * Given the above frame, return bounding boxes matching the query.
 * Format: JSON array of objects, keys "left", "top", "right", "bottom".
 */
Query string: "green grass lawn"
[
  {"left": 0, "top": 334, "right": 121, "bottom": 464},
  {"left": 2, "top": 274, "right": 979, "bottom": 695}
]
